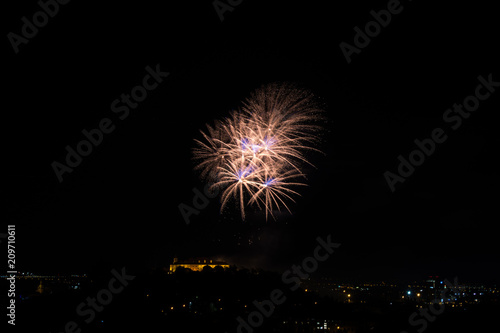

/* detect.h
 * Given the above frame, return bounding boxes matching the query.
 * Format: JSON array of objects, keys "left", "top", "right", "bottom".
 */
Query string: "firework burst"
[{"left": 193, "top": 83, "right": 324, "bottom": 220}]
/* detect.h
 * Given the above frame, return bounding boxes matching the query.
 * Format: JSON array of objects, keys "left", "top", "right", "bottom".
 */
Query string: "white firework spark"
[{"left": 193, "top": 83, "right": 324, "bottom": 220}]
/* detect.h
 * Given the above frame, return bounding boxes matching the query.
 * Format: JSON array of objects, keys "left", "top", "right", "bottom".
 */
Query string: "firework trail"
[{"left": 193, "top": 83, "right": 324, "bottom": 220}]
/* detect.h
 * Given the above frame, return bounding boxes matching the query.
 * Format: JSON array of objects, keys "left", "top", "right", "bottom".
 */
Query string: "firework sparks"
[{"left": 193, "top": 83, "right": 324, "bottom": 220}]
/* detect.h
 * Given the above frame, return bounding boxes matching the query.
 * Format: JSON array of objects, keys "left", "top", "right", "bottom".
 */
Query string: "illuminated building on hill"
[{"left": 169, "top": 257, "right": 229, "bottom": 273}]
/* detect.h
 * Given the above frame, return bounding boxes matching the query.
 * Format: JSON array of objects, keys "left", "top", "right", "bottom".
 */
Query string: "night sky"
[{"left": 4, "top": 0, "right": 499, "bottom": 283}]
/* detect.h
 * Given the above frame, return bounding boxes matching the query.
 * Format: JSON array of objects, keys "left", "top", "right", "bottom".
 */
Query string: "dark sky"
[{"left": 4, "top": 0, "right": 499, "bottom": 283}]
